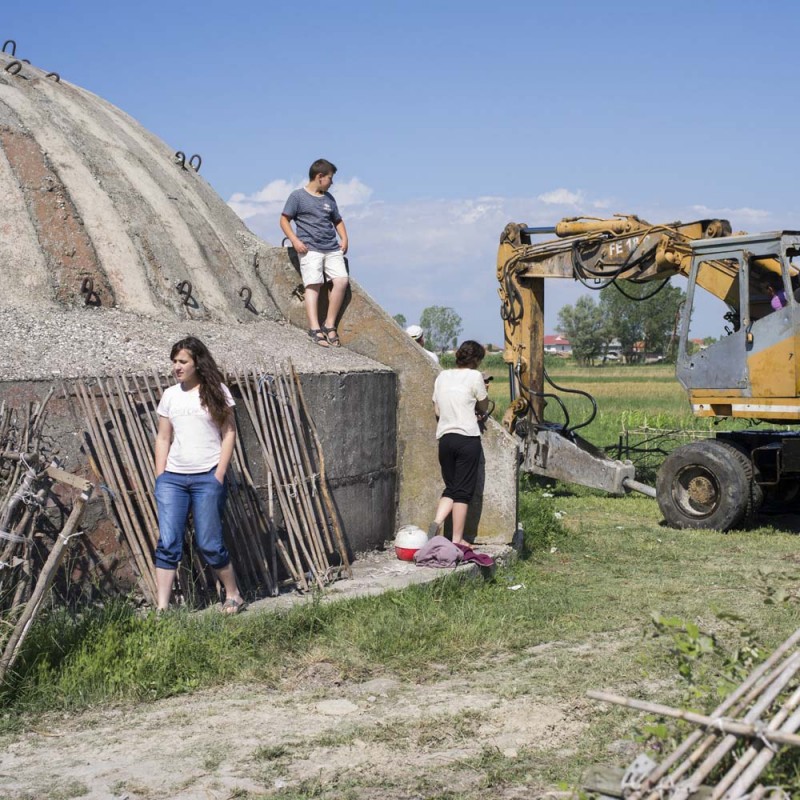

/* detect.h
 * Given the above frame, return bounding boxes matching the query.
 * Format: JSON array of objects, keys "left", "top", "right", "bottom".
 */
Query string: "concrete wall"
[
  {"left": 251, "top": 243, "right": 518, "bottom": 544},
  {"left": 0, "top": 370, "right": 397, "bottom": 591}
]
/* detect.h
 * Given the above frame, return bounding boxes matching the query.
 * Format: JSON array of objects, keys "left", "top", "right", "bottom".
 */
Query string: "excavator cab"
[{"left": 677, "top": 232, "right": 800, "bottom": 422}]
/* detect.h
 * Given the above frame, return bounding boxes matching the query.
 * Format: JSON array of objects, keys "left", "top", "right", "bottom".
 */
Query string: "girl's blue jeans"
[{"left": 154, "top": 468, "right": 230, "bottom": 569}]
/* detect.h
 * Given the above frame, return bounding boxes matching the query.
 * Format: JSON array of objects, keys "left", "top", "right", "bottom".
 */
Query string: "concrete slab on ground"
[{"left": 244, "top": 543, "right": 516, "bottom": 615}]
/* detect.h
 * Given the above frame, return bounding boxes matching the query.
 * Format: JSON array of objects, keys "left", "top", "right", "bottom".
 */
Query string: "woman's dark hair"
[
  {"left": 309, "top": 158, "right": 337, "bottom": 181},
  {"left": 455, "top": 340, "right": 485, "bottom": 369},
  {"left": 170, "top": 337, "right": 229, "bottom": 428}
]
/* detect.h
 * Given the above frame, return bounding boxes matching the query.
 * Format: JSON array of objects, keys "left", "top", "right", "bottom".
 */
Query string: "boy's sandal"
[
  {"left": 222, "top": 597, "right": 247, "bottom": 615},
  {"left": 308, "top": 328, "right": 329, "bottom": 347},
  {"left": 321, "top": 324, "right": 341, "bottom": 347}
]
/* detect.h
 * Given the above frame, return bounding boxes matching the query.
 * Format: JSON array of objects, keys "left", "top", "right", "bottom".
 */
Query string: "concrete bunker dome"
[{"left": 0, "top": 48, "right": 517, "bottom": 581}]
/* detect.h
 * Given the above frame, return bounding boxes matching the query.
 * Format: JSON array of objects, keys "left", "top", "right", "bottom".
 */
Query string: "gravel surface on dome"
[{"left": 0, "top": 308, "right": 387, "bottom": 380}]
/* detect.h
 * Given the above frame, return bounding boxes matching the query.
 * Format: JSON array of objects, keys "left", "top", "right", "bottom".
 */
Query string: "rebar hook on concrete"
[
  {"left": 176, "top": 280, "right": 193, "bottom": 305},
  {"left": 174, "top": 151, "right": 186, "bottom": 168},
  {"left": 239, "top": 286, "right": 257, "bottom": 313},
  {"left": 80, "top": 277, "right": 100, "bottom": 306},
  {"left": 4, "top": 60, "right": 22, "bottom": 75},
  {"left": 188, "top": 154, "right": 202, "bottom": 172},
  {"left": 2, "top": 40, "right": 16, "bottom": 56},
  {"left": 45, "top": 72, "right": 60, "bottom": 83}
]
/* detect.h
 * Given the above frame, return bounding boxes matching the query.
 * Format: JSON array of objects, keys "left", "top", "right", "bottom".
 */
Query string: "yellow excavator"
[{"left": 497, "top": 214, "right": 800, "bottom": 530}]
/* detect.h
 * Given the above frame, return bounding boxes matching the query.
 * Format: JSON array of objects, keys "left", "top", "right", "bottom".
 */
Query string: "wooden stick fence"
[
  {"left": 233, "top": 363, "right": 349, "bottom": 590},
  {"left": 70, "top": 361, "right": 347, "bottom": 605},
  {"left": 589, "top": 626, "right": 800, "bottom": 799},
  {"left": 0, "top": 392, "right": 55, "bottom": 614},
  {"left": 0, "top": 480, "right": 91, "bottom": 686}
]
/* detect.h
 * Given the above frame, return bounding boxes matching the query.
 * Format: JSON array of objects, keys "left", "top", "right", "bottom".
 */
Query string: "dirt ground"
[
  {"left": 0, "top": 646, "right": 592, "bottom": 800},
  {"left": 0, "top": 551, "right": 600, "bottom": 800}
]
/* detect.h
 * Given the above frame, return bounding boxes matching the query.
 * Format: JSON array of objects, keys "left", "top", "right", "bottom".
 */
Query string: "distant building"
[{"left": 543, "top": 334, "right": 572, "bottom": 355}]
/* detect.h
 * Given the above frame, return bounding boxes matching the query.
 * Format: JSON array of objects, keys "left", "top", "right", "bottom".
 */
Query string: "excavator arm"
[{"left": 497, "top": 214, "right": 791, "bottom": 432}]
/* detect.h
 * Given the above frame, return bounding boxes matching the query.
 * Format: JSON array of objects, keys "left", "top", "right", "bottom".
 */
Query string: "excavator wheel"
[{"left": 656, "top": 440, "right": 754, "bottom": 531}]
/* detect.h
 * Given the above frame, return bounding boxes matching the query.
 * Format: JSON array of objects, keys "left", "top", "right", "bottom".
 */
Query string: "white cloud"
[
  {"left": 331, "top": 178, "right": 373, "bottom": 207},
  {"left": 690, "top": 204, "right": 771, "bottom": 227},
  {"left": 537, "top": 188, "right": 586, "bottom": 206}
]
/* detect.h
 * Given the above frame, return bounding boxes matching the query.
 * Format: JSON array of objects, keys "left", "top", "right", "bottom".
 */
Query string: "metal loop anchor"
[
  {"left": 2, "top": 40, "right": 16, "bottom": 56},
  {"left": 239, "top": 286, "right": 257, "bottom": 313},
  {"left": 45, "top": 71, "right": 60, "bottom": 82},
  {"left": 4, "top": 60, "right": 22, "bottom": 75},
  {"left": 80, "top": 276, "right": 100, "bottom": 306},
  {"left": 253, "top": 252, "right": 260, "bottom": 269},
  {"left": 188, "top": 154, "right": 202, "bottom": 172},
  {"left": 176, "top": 280, "right": 193, "bottom": 305},
  {"left": 174, "top": 151, "right": 186, "bottom": 168},
  {"left": 21, "top": 59, "right": 30, "bottom": 64}
]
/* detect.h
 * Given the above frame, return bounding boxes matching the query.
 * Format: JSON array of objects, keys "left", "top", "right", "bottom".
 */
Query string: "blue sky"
[{"left": 6, "top": 1, "right": 800, "bottom": 343}]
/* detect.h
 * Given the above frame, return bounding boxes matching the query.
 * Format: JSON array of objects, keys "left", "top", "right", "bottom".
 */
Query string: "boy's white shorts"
[{"left": 299, "top": 249, "right": 348, "bottom": 286}]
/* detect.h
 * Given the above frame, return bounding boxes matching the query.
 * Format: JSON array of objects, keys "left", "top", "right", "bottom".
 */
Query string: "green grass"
[
  {"left": 484, "top": 357, "right": 754, "bottom": 454},
  {"left": 4, "top": 490, "right": 800, "bottom": 718}
]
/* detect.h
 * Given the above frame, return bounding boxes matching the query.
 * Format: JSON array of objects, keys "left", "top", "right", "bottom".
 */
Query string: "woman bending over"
[{"left": 429, "top": 340, "right": 489, "bottom": 544}]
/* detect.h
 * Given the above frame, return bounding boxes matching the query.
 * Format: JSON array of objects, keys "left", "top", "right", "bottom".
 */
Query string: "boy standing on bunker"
[{"left": 280, "top": 158, "right": 349, "bottom": 348}]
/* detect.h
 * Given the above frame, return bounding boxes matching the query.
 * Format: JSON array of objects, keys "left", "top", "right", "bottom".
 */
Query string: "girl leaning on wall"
[{"left": 153, "top": 336, "right": 246, "bottom": 614}]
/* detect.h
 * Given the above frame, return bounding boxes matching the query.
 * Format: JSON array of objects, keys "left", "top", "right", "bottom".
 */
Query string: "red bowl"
[{"left": 395, "top": 546, "right": 419, "bottom": 561}]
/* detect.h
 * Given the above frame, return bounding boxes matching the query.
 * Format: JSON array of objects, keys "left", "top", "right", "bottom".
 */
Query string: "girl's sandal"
[
  {"left": 321, "top": 324, "right": 341, "bottom": 347},
  {"left": 222, "top": 597, "right": 247, "bottom": 615},
  {"left": 309, "top": 328, "right": 330, "bottom": 347}
]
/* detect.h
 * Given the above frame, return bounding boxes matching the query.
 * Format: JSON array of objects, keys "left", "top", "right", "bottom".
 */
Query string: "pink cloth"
[
  {"left": 413, "top": 536, "right": 463, "bottom": 568},
  {"left": 453, "top": 542, "right": 495, "bottom": 567}
]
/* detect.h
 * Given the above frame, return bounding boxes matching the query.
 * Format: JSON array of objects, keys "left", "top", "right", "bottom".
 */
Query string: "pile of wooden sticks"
[
  {"left": 0, "top": 390, "right": 56, "bottom": 615},
  {"left": 0, "top": 393, "right": 91, "bottom": 685},
  {"left": 589, "top": 625, "right": 800, "bottom": 799},
  {"left": 72, "top": 360, "right": 349, "bottom": 606}
]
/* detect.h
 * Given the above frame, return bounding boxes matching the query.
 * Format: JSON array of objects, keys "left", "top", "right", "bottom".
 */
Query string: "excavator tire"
[
  {"left": 714, "top": 439, "right": 764, "bottom": 521},
  {"left": 656, "top": 440, "right": 752, "bottom": 531}
]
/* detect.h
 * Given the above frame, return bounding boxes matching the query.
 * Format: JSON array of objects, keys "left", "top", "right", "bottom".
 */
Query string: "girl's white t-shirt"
[
  {"left": 432, "top": 369, "right": 487, "bottom": 438},
  {"left": 157, "top": 383, "right": 235, "bottom": 473}
]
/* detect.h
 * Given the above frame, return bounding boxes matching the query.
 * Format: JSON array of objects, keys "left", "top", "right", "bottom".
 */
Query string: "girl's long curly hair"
[{"left": 170, "top": 337, "right": 229, "bottom": 428}]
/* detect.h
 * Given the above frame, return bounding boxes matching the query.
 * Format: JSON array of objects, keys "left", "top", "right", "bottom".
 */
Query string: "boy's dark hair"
[
  {"left": 455, "top": 340, "right": 485, "bottom": 369},
  {"left": 309, "top": 158, "right": 337, "bottom": 181}
]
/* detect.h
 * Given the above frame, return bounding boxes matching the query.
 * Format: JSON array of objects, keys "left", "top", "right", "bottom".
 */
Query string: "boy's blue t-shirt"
[{"left": 282, "top": 189, "right": 342, "bottom": 252}]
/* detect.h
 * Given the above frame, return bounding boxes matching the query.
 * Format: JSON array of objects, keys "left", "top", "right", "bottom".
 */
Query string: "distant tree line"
[{"left": 557, "top": 281, "right": 685, "bottom": 365}]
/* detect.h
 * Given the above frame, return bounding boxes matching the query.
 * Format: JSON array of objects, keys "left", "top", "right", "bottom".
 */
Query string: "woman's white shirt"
[
  {"left": 432, "top": 369, "right": 487, "bottom": 438},
  {"left": 157, "top": 383, "right": 235, "bottom": 473}
]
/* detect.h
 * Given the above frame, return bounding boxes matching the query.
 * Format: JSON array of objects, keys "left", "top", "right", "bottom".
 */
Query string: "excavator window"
[{"left": 683, "top": 257, "right": 742, "bottom": 351}]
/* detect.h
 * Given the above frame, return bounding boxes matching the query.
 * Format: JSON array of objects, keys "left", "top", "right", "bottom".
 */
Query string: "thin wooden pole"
[
  {"left": 255, "top": 369, "right": 323, "bottom": 590},
  {"left": 0, "top": 490, "right": 89, "bottom": 685},
  {"left": 73, "top": 380, "right": 157, "bottom": 603},
  {"left": 587, "top": 689, "right": 800, "bottom": 748},
  {"left": 266, "top": 368, "right": 327, "bottom": 575},
  {"left": 237, "top": 370, "right": 307, "bottom": 590}
]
